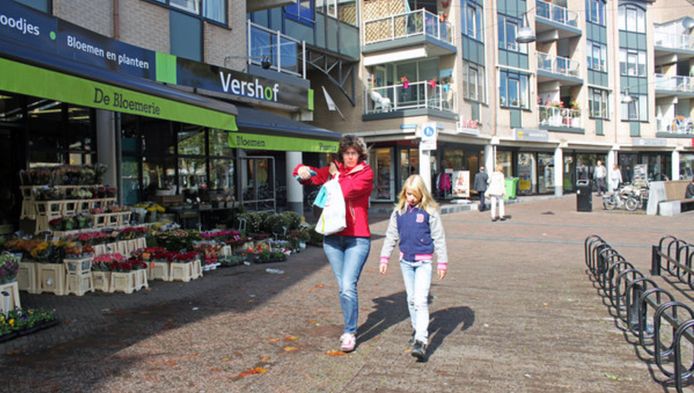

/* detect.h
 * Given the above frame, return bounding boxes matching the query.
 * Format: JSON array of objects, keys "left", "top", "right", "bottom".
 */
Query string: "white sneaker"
[{"left": 339, "top": 333, "right": 356, "bottom": 352}]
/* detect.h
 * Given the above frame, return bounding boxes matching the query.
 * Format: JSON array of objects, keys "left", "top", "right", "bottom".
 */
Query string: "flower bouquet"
[{"left": 0, "top": 253, "right": 20, "bottom": 284}]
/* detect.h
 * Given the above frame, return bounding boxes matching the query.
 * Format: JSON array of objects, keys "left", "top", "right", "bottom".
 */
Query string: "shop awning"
[
  {"left": 0, "top": 41, "right": 238, "bottom": 131},
  {"left": 230, "top": 106, "right": 340, "bottom": 153}
]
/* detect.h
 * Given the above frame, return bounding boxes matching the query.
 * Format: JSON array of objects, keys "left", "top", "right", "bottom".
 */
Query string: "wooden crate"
[
  {"left": 65, "top": 273, "right": 94, "bottom": 296},
  {"left": 36, "top": 263, "right": 66, "bottom": 295},
  {"left": 0, "top": 281, "right": 21, "bottom": 312},
  {"left": 17, "top": 261, "right": 38, "bottom": 294},
  {"left": 92, "top": 271, "right": 111, "bottom": 292},
  {"left": 148, "top": 261, "right": 172, "bottom": 281}
]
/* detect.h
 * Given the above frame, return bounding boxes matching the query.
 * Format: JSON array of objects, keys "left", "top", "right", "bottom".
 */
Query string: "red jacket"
[{"left": 293, "top": 161, "right": 374, "bottom": 237}]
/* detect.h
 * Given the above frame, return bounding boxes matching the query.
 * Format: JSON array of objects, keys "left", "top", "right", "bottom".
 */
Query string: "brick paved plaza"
[{"left": 1, "top": 195, "right": 693, "bottom": 393}]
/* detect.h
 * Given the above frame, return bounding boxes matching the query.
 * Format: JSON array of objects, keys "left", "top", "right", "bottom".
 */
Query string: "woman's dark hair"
[{"left": 337, "top": 135, "right": 368, "bottom": 163}]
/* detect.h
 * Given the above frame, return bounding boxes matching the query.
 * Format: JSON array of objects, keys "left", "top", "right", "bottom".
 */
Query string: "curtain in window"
[{"left": 204, "top": 0, "right": 225, "bottom": 23}]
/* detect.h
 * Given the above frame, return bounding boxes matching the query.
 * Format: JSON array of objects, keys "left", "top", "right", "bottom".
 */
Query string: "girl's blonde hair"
[{"left": 396, "top": 174, "right": 439, "bottom": 214}]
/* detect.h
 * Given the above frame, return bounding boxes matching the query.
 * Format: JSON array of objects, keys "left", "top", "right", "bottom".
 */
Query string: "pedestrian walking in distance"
[
  {"left": 594, "top": 160, "right": 607, "bottom": 195},
  {"left": 473, "top": 166, "right": 489, "bottom": 212},
  {"left": 486, "top": 164, "right": 508, "bottom": 222},
  {"left": 378, "top": 174, "right": 448, "bottom": 361}
]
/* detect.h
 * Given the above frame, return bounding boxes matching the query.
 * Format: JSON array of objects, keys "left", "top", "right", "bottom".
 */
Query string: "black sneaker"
[
  {"left": 411, "top": 340, "right": 427, "bottom": 360},
  {"left": 408, "top": 330, "right": 416, "bottom": 346}
]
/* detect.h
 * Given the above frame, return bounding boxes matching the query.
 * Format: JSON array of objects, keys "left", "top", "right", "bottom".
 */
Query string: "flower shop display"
[
  {"left": 0, "top": 252, "right": 20, "bottom": 285},
  {"left": 36, "top": 262, "right": 65, "bottom": 296},
  {"left": 0, "top": 308, "right": 57, "bottom": 344},
  {"left": 0, "top": 266, "right": 21, "bottom": 312},
  {"left": 92, "top": 253, "right": 148, "bottom": 294},
  {"left": 153, "top": 229, "right": 200, "bottom": 252},
  {"left": 169, "top": 251, "right": 202, "bottom": 282},
  {"left": 218, "top": 255, "right": 246, "bottom": 268}
]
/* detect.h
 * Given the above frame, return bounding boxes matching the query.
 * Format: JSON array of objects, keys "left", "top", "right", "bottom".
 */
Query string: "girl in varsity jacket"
[{"left": 379, "top": 174, "right": 448, "bottom": 361}]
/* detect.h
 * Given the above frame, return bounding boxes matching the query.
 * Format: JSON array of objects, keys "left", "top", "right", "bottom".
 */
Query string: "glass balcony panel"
[
  {"left": 539, "top": 105, "right": 581, "bottom": 128},
  {"left": 536, "top": 52, "right": 580, "bottom": 77},
  {"left": 654, "top": 31, "right": 694, "bottom": 51},
  {"left": 658, "top": 116, "right": 694, "bottom": 134},
  {"left": 365, "top": 81, "right": 456, "bottom": 114},
  {"left": 655, "top": 74, "right": 694, "bottom": 92},
  {"left": 248, "top": 21, "right": 305, "bottom": 78},
  {"left": 536, "top": 0, "right": 577, "bottom": 27}
]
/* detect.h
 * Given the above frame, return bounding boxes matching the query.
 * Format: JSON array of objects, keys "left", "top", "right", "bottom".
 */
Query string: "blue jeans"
[
  {"left": 323, "top": 235, "right": 371, "bottom": 335},
  {"left": 400, "top": 259, "right": 432, "bottom": 345}
]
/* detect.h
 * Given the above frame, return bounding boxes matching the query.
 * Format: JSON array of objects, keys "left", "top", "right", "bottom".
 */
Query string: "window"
[
  {"left": 498, "top": 15, "right": 527, "bottom": 53},
  {"left": 149, "top": 0, "right": 226, "bottom": 24},
  {"left": 619, "top": 49, "right": 646, "bottom": 77},
  {"left": 587, "top": 41, "right": 607, "bottom": 72},
  {"left": 499, "top": 70, "right": 529, "bottom": 109},
  {"left": 589, "top": 88, "right": 609, "bottom": 119},
  {"left": 586, "top": 0, "right": 606, "bottom": 25},
  {"left": 13, "top": 0, "right": 50, "bottom": 12},
  {"left": 170, "top": 10, "right": 202, "bottom": 61},
  {"left": 463, "top": 1, "right": 483, "bottom": 41},
  {"left": 463, "top": 62, "right": 486, "bottom": 103},
  {"left": 285, "top": 0, "right": 315, "bottom": 25},
  {"left": 618, "top": 4, "right": 645, "bottom": 33},
  {"left": 621, "top": 95, "right": 648, "bottom": 121}
]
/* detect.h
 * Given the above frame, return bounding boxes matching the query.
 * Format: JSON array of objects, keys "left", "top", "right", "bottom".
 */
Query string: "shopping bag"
[
  {"left": 315, "top": 177, "right": 346, "bottom": 235},
  {"left": 313, "top": 185, "right": 328, "bottom": 208}
]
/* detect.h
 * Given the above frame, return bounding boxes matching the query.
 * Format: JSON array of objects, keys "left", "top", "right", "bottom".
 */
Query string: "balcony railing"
[
  {"left": 363, "top": 9, "right": 454, "bottom": 46},
  {"left": 539, "top": 105, "right": 581, "bottom": 128},
  {"left": 654, "top": 31, "right": 694, "bottom": 51},
  {"left": 657, "top": 116, "right": 694, "bottom": 135},
  {"left": 364, "top": 81, "right": 456, "bottom": 114},
  {"left": 536, "top": 0, "right": 578, "bottom": 27},
  {"left": 248, "top": 21, "right": 306, "bottom": 78},
  {"left": 537, "top": 52, "right": 580, "bottom": 78},
  {"left": 655, "top": 74, "right": 694, "bottom": 93}
]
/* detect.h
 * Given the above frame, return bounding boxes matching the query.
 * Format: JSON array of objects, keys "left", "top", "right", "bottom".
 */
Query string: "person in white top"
[
  {"left": 485, "top": 164, "right": 508, "bottom": 222},
  {"left": 609, "top": 163, "right": 623, "bottom": 191},
  {"left": 593, "top": 160, "right": 607, "bottom": 195}
]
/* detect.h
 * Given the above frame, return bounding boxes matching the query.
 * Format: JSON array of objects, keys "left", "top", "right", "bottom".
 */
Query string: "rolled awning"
[
  {"left": 230, "top": 106, "right": 340, "bottom": 153},
  {"left": 0, "top": 40, "right": 238, "bottom": 131}
]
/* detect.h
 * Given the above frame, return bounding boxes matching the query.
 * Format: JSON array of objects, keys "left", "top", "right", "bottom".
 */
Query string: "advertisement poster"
[
  {"left": 451, "top": 170, "right": 470, "bottom": 198},
  {"left": 633, "top": 164, "right": 647, "bottom": 182}
]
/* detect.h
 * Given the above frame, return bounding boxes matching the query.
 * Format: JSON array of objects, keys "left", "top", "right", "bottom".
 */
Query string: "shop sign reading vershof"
[{"left": 0, "top": 1, "right": 312, "bottom": 110}]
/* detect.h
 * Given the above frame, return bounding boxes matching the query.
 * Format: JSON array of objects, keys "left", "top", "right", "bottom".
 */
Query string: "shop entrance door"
[
  {"left": 0, "top": 128, "right": 22, "bottom": 230},
  {"left": 240, "top": 156, "right": 276, "bottom": 211}
]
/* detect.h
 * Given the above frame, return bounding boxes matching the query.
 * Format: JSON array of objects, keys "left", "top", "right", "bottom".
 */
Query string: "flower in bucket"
[
  {"left": 173, "top": 251, "right": 198, "bottom": 263},
  {"left": 0, "top": 252, "right": 20, "bottom": 284}
]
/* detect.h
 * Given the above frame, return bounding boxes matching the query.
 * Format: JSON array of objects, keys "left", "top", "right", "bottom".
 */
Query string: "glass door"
[
  {"left": 240, "top": 156, "right": 276, "bottom": 211},
  {"left": 400, "top": 147, "right": 419, "bottom": 188},
  {"left": 371, "top": 147, "right": 395, "bottom": 201},
  {"left": 517, "top": 153, "right": 536, "bottom": 195},
  {"left": 537, "top": 153, "right": 555, "bottom": 194}
]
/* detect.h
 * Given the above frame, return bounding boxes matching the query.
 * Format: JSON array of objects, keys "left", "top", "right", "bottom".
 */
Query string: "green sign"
[
  {"left": 0, "top": 57, "right": 237, "bottom": 131},
  {"left": 228, "top": 132, "right": 338, "bottom": 153}
]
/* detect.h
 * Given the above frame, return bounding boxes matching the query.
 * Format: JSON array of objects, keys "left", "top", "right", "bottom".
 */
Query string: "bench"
[{"left": 647, "top": 180, "right": 694, "bottom": 216}]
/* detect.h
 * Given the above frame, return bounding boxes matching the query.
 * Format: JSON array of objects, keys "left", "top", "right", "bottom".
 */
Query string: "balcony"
[
  {"left": 654, "top": 31, "right": 694, "bottom": 61},
  {"left": 536, "top": 52, "right": 582, "bottom": 85},
  {"left": 248, "top": 21, "right": 306, "bottom": 79},
  {"left": 534, "top": 0, "right": 581, "bottom": 42},
  {"left": 362, "top": 9, "right": 455, "bottom": 57},
  {"left": 363, "top": 81, "right": 457, "bottom": 120},
  {"left": 538, "top": 105, "right": 583, "bottom": 133},
  {"left": 656, "top": 116, "right": 694, "bottom": 137},
  {"left": 654, "top": 74, "right": 694, "bottom": 98}
]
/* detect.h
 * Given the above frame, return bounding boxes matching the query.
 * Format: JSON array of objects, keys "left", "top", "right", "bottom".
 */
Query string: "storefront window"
[
  {"left": 178, "top": 126, "right": 206, "bottom": 155},
  {"left": 538, "top": 153, "right": 555, "bottom": 194},
  {"left": 517, "top": 153, "right": 536, "bottom": 195},
  {"left": 496, "top": 151, "right": 513, "bottom": 178},
  {"left": 209, "top": 129, "right": 234, "bottom": 157},
  {"left": 443, "top": 149, "right": 465, "bottom": 170},
  {"left": 371, "top": 147, "right": 394, "bottom": 200},
  {"left": 563, "top": 155, "right": 575, "bottom": 191},
  {"left": 400, "top": 148, "right": 419, "bottom": 187},
  {"left": 142, "top": 157, "right": 176, "bottom": 200},
  {"left": 209, "top": 159, "right": 235, "bottom": 191},
  {"left": 681, "top": 154, "right": 694, "bottom": 180}
]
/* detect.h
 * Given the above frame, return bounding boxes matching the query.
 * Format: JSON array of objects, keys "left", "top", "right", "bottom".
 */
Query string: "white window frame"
[
  {"left": 619, "top": 49, "right": 646, "bottom": 77},
  {"left": 589, "top": 88, "right": 609, "bottom": 119},
  {"left": 619, "top": 4, "right": 645, "bottom": 33}
]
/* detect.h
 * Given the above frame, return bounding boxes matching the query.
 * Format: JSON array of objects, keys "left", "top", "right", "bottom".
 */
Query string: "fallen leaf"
[
  {"left": 326, "top": 350, "right": 346, "bottom": 357},
  {"left": 307, "top": 319, "right": 318, "bottom": 325},
  {"left": 314, "top": 283, "right": 325, "bottom": 289},
  {"left": 284, "top": 335, "right": 299, "bottom": 342},
  {"left": 283, "top": 346, "right": 299, "bottom": 352},
  {"left": 221, "top": 356, "right": 231, "bottom": 362},
  {"left": 259, "top": 355, "right": 271, "bottom": 362},
  {"left": 210, "top": 367, "right": 222, "bottom": 372},
  {"left": 269, "top": 338, "right": 281, "bottom": 343},
  {"left": 604, "top": 372, "right": 619, "bottom": 381},
  {"left": 237, "top": 367, "right": 268, "bottom": 378}
]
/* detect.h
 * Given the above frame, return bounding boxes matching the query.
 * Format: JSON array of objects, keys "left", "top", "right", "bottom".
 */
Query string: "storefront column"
[
  {"left": 419, "top": 149, "right": 432, "bottom": 193},
  {"left": 672, "top": 150, "right": 681, "bottom": 181},
  {"left": 286, "top": 151, "right": 303, "bottom": 214},
  {"left": 553, "top": 147, "right": 563, "bottom": 197},
  {"left": 96, "top": 110, "right": 118, "bottom": 191},
  {"left": 484, "top": 144, "right": 494, "bottom": 173},
  {"left": 607, "top": 148, "right": 617, "bottom": 191}
]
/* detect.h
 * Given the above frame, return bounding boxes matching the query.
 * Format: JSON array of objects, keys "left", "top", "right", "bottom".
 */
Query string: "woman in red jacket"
[{"left": 294, "top": 135, "right": 373, "bottom": 352}]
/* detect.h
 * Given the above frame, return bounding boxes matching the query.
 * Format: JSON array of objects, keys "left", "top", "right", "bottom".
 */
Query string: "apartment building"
[
  {"left": 302, "top": 0, "right": 694, "bottom": 202},
  {"left": 0, "top": 0, "right": 343, "bottom": 229}
]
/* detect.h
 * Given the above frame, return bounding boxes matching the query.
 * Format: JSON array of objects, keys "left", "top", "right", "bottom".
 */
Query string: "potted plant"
[{"left": 0, "top": 253, "right": 20, "bottom": 285}]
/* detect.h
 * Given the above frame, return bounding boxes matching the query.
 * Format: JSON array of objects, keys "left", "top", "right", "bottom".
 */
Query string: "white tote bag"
[{"left": 315, "top": 176, "right": 346, "bottom": 235}]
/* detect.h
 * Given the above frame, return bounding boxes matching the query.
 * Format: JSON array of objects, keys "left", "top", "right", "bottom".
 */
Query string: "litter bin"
[
  {"left": 504, "top": 177, "right": 519, "bottom": 201},
  {"left": 576, "top": 179, "right": 592, "bottom": 212}
]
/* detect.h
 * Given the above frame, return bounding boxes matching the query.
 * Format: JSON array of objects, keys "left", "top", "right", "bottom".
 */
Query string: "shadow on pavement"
[
  {"left": 427, "top": 306, "right": 475, "bottom": 357},
  {"left": 357, "top": 291, "right": 409, "bottom": 345}
]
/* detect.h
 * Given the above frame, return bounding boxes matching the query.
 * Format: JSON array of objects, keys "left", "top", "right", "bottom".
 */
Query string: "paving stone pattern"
[{"left": 1, "top": 195, "right": 693, "bottom": 393}]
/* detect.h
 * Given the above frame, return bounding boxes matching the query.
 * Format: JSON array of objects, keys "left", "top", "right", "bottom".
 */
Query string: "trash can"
[
  {"left": 504, "top": 177, "right": 519, "bottom": 201},
  {"left": 576, "top": 179, "right": 592, "bottom": 212}
]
